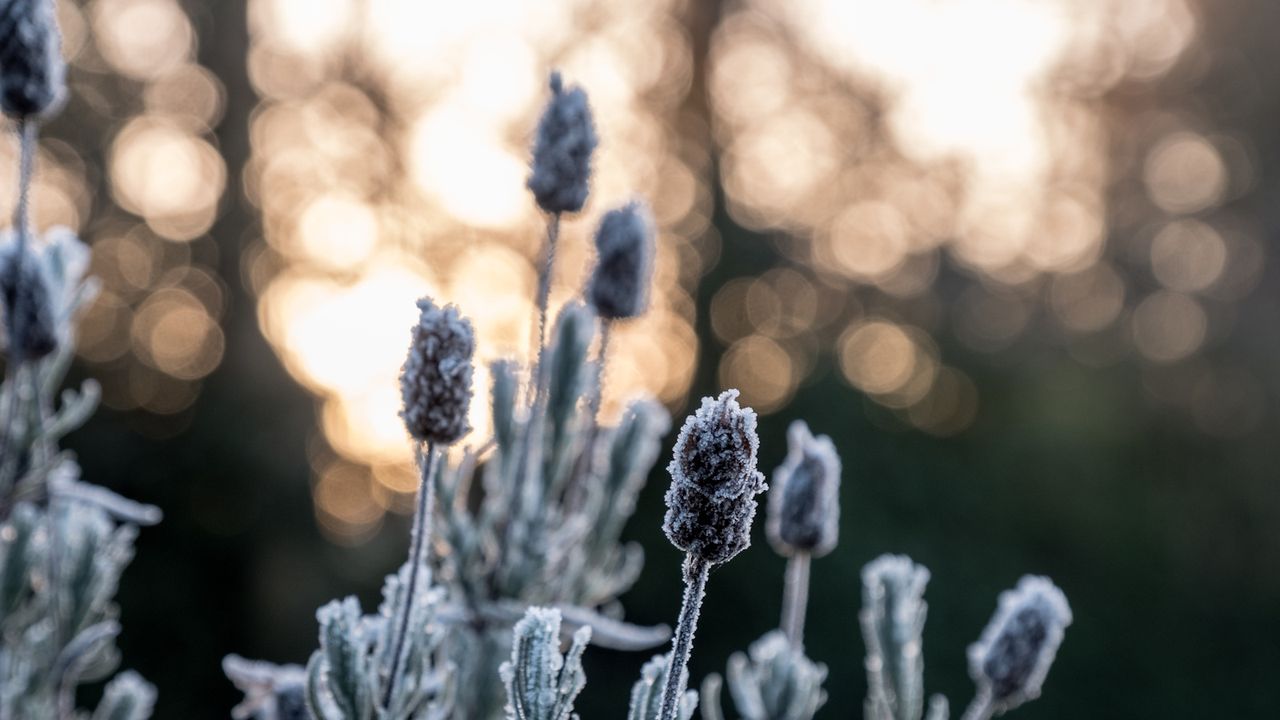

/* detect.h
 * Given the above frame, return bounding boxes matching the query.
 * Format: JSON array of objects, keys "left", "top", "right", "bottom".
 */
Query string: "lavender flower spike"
[
  {"left": 587, "top": 201, "right": 654, "bottom": 321},
  {"left": 657, "top": 390, "right": 765, "bottom": 720},
  {"left": 399, "top": 297, "right": 475, "bottom": 445},
  {"left": 0, "top": 238, "right": 57, "bottom": 361},
  {"left": 766, "top": 420, "right": 841, "bottom": 558},
  {"left": 966, "top": 576, "right": 1072, "bottom": 717},
  {"left": 0, "top": 0, "right": 65, "bottom": 119},
  {"left": 527, "top": 71, "right": 598, "bottom": 215},
  {"left": 663, "top": 389, "right": 767, "bottom": 568}
]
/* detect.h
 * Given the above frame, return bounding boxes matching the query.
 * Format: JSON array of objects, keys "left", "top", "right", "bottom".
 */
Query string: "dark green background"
[{"left": 60, "top": 0, "right": 1280, "bottom": 717}]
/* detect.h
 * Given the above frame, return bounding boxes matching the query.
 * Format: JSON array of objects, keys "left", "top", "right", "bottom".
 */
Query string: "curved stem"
[
  {"left": 960, "top": 686, "right": 994, "bottom": 720},
  {"left": 658, "top": 555, "right": 710, "bottom": 720},
  {"left": 383, "top": 441, "right": 438, "bottom": 709},
  {"left": 780, "top": 551, "right": 811, "bottom": 647}
]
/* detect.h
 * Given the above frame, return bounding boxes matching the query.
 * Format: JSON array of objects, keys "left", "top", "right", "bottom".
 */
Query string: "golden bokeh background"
[{"left": 25, "top": 0, "right": 1265, "bottom": 544}]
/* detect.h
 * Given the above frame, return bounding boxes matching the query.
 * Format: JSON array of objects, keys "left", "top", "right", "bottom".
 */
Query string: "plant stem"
[
  {"left": 658, "top": 555, "right": 710, "bottom": 720},
  {"left": 960, "top": 686, "right": 994, "bottom": 720},
  {"left": 383, "top": 441, "right": 438, "bottom": 709},
  {"left": 531, "top": 212, "right": 561, "bottom": 403},
  {"left": 15, "top": 117, "right": 35, "bottom": 250},
  {"left": 573, "top": 318, "right": 611, "bottom": 494},
  {"left": 781, "top": 551, "right": 811, "bottom": 647},
  {"left": 0, "top": 119, "right": 38, "bottom": 496}
]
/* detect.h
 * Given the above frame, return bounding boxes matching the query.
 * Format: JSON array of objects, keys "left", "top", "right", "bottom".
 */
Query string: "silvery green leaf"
[
  {"left": 628, "top": 653, "right": 697, "bottom": 720},
  {"left": 500, "top": 607, "right": 590, "bottom": 720},
  {"left": 722, "top": 630, "right": 827, "bottom": 720},
  {"left": 91, "top": 670, "right": 157, "bottom": 720}
]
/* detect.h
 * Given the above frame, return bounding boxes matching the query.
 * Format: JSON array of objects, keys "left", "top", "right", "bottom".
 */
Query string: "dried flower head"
[
  {"left": 0, "top": 0, "right": 65, "bottom": 118},
  {"left": 399, "top": 297, "right": 475, "bottom": 445},
  {"left": 0, "top": 239, "right": 57, "bottom": 361},
  {"left": 968, "top": 575, "right": 1072, "bottom": 712},
  {"left": 663, "top": 389, "right": 767, "bottom": 568},
  {"left": 587, "top": 201, "right": 654, "bottom": 320},
  {"left": 527, "top": 71, "right": 597, "bottom": 214},
  {"left": 766, "top": 420, "right": 841, "bottom": 558}
]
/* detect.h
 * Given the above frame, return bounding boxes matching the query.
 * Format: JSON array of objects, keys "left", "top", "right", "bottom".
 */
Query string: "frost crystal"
[
  {"left": 663, "top": 389, "right": 767, "bottom": 567},
  {"left": 587, "top": 201, "right": 654, "bottom": 320},
  {"left": 527, "top": 71, "right": 597, "bottom": 214},
  {"left": 967, "top": 575, "right": 1072, "bottom": 712},
  {"left": 399, "top": 297, "right": 475, "bottom": 445},
  {"left": 0, "top": 0, "right": 65, "bottom": 118},
  {"left": 766, "top": 420, "right": 841, "bottom": 558}
]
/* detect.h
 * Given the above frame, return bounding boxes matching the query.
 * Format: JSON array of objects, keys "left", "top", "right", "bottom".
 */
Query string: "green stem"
[
  {"left": 383, "top": 441, "right": 438, "bottom": 709},
  {"left": 658, "top": 555, "right": 710, "bottom": 720},
  {"left": 780, "top": 551, "right": 811, "bottom": 647}
]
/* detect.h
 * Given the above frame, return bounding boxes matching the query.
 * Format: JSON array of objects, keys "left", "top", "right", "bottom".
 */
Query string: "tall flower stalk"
[
  {"left": 658, "top": 390, "right": 766, "bottom": 720},
  {"left": 384, "top": 299, "right": 475, "bottom": 708},
  {"left": 766, "top": 421, "right": 841, "bottom": 647}
]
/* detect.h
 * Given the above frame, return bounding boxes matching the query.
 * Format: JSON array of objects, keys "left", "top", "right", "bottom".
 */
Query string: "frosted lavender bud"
[
  {"left": 766, "top": 421, "right": 841, "bottom": 558},
  {"left": 663, "top": 389, "right": 767, "bottom": 568},
  {"left": 968, "top": 576, "right": 1072, "bottom": 712},
  {"left": 587, "top": 201, "right": 654, "bottom": 320},
  {"left": 399, "top": 297, "right": 475, "bottom": 445},
  {"left": 0, "top": 0, "right": 65, "bottom": 118},
  {"left": 0, "top": 240, "right": 57, "bottom": 361},
  {"left": 527, "top": 71, "right": 597, "bottom": 214}
]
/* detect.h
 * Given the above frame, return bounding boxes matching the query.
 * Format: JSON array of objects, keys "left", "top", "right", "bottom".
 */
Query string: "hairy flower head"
[
  {"left": 0, "top": 239, "right": 56, "bottom": 361},
  {"left": 587, "top": 201, "right": 654, "bottom": 320},
  {"left": 527, "top": 71, "right": 597, "bottom": 214},
  {"left": 968, "top": 575, "right": 1072, "bottom": 712},
  {"left": 0, "top": 0, "right": 65, "bottom": 118},
  {"left": 766, "top": 420, "right": 841, "bottom": 558},
  {"left": 663, "top": 389, "right": 767, "bottom": 568},
  {"left": 399, "top": 298, "right": 475, "bottom": 445}
]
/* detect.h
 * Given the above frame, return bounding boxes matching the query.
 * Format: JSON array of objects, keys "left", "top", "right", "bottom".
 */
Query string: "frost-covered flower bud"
[
  {"left": 587, "top": 201, "right": 653, "bottom": 320},
  {"left": 399, "top": 298, "right": 475, "bottom": 445},
  {"left": 527, "top": 71, "right": 597, "bottom": 214},
  {"left": 968, "top": 575, "right": 1072, "bottom": 712},
  {"left": 0, "top": 0, "right": 65, "bottom": 118},
  {"left": 663, "top": 389, "right": 767, "bottom": 569},
  {"left": 0, "top": 241, "right": 57, "bottom": 362},
  {"left": 766, "top": 421, "right": 841, "bottom": 558}
]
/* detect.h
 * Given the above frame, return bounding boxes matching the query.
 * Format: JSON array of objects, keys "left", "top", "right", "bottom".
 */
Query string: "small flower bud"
[
  {"left": 663, "top": 389, "right": 767, "bottom": 568},
  {"left": 527, "top": 71, "right": 597, "bottom": 214},
  {"left": 766, "top": 420, "right": 841, "bottom": 558},
  {"left": 0, "top": 239, "right": 57, "bottom": 362},
  {"left": 399, "top": 298, "right": 475, "bottom": 445},
  {"left": 967, "top": 575, "right": 1072, "bottom": 712},
  {"left": 587, "top": 201, "right": 654, "bottom": 320},
  {"left": 0, "top": 0, "right": 65, "bottom": 118}
]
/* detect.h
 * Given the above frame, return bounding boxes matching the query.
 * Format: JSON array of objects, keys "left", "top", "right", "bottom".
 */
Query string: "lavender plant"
[
  {"left": 229, "top": 68, "right": 1076, "bottom": 720},
  {"left": 0, "top": 1, "right": 160, "bottom": 717},
  {"left": 228, "top": 71, "right": 672, "bottom": 720}
]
